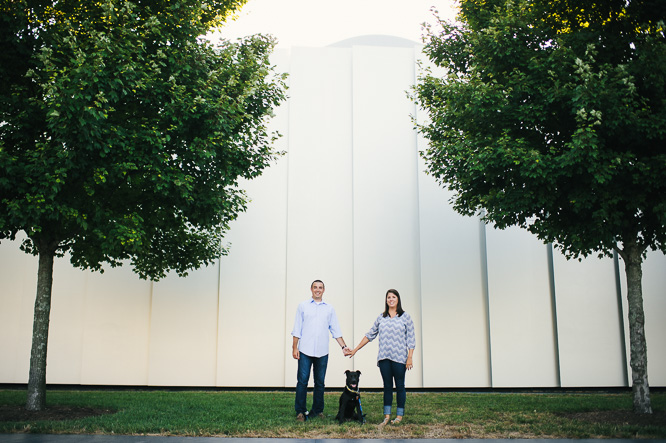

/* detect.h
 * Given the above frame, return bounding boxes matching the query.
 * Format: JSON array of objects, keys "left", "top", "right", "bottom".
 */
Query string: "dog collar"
[{"left": 346, "top": 385, "right": 359, "bottom": 395}]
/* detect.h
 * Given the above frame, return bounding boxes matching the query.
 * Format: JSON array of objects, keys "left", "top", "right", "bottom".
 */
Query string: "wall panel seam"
[
  {"left": 479, "top": 215, "right": 493, "bottom": 387},
  {"left": 614, "top": 251, "right": 630, "bottom": 387},
  {"left": 547, "top": 243, "right": 562, "bottom": 387}
]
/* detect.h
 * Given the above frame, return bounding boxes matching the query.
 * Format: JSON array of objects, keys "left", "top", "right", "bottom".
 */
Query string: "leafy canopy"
[
  {"left": 0, "top": 0, "right": 287, "bottom": 279},
  {"left": 415, "top": 0, "right": 666, "bottom": 257}
]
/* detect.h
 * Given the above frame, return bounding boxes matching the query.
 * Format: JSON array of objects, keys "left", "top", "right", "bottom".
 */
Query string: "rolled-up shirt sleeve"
[
  {"left": 405, "top": 313, "right": 416, "bottom": 349},
  {"left": 328, "top": 308, "right": 343, "bottom": 339},
  {"left": 365, "top": 315, "right": 381, "bottom": 341},
  {"left": 291, "top": 303, "right": 304, "bottom": 339}
]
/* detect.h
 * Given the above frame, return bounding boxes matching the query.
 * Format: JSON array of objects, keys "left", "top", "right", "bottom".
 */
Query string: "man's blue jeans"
[{"left": 295, "top": 353, "right": 328, "bottom": 415}]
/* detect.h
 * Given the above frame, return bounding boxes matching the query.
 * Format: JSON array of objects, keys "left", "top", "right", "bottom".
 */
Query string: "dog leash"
[{"left": 346, "top": 386, "right": 366, "bottom": 424}]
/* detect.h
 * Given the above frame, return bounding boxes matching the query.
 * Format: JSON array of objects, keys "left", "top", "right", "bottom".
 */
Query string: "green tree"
[
  {"left": 414, "top": 0, "right": 665, "bottom": 413},
  {"left": 0, "top": 0, "right": 286, "bottom": 411}
]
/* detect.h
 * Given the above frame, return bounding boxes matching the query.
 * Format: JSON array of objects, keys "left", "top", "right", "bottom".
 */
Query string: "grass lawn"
[{"left": 1, "top": 389, "right": 665, "bottom": 438}]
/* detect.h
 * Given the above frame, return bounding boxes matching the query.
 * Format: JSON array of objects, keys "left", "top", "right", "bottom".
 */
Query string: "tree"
[
  {"left": 414, "top": 0, "right": 666, "bottom": 413},
  {"left": 0, "top": 0, "right": 286, "bottom": 411}
]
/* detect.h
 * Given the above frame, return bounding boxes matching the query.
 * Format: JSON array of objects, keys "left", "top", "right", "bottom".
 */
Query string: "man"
[{"left": 291, "top": 279, "right": 350, "bottom": 421}]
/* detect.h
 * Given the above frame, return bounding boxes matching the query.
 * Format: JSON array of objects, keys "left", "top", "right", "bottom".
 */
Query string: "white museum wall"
[
  {"left": 1, "top": 39, "right": 665, "bottom": 389},
  {"left": 0, "top": 242, "right": 37, "bottom": 384},
  {"left": 282, "top": 46, "right": 356, "bottom": 388},
  {"left": 216, "top": 49, "right": 291, "bottom": 388},
  {"left": 415, "top": 88, "right": 491, "bottom": 387},
  {"left": 416, "top": 179, "right": 490, "bottom": 388},
  {"left": 553, "top": 254, "right": 627, "bottom": 387},
  {"left": 148, "top": 267, "right": 219, "bottom": 386},
  {"left": 485, "top": 226, "right": 559, "bottom": 387},
  {"left": 351, "top": 45, "right": 423, "bottom": 389},
  {"left": 78, "top": 268, "right": 153, "bottom": 386},
  {"left": 45, "top": 258, "right": 87, "bottom": 384}
]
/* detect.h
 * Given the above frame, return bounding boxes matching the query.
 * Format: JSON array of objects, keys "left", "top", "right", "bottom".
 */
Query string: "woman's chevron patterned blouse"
[{"left": 365, "top": 312, "right": 416, "bottom": 365}]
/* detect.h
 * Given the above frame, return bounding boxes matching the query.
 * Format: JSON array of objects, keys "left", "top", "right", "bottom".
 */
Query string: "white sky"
[{"left": 211, "top": 0, "right": 459, "bottom": 48}]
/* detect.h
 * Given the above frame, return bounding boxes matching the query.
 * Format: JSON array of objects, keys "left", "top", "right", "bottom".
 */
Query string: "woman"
[{"left": 350, "top": 289, "right": 416, "bottom": 425}]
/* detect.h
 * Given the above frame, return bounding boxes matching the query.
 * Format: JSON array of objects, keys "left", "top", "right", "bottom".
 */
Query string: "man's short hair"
[{"left": 311, "top": 279, "right": 325, "bottom": 289}]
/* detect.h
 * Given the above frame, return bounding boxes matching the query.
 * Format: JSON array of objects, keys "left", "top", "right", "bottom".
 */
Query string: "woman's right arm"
[
  {"left": 350, "top": 315, "right": 381, "bottom": 357},
  {"left": 350, "top": 336, "right": 370, "bottom": 357}
]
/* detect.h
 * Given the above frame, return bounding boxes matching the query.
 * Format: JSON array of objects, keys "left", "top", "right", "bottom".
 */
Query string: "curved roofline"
[{"left": 327, "top": 34, "right": 422, "bottom": 48}]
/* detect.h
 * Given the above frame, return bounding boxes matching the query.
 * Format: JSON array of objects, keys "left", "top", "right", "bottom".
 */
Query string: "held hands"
[
  {"left": 349, "top": 336, "right": 368, "bottom": 358},
  {"left": 342, "top": 346, "right": 352, "bottom": 356}
]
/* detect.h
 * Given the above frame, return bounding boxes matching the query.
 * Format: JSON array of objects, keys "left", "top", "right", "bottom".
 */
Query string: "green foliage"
[
  {"left": 415, "top": 0, "right": 666, "bottom": 259},
  {"left": 0, "top": 0, "right": 286, "bottom": 279}
]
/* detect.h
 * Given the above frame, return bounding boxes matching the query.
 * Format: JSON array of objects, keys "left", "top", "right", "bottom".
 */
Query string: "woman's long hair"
[{"left": 382, "top": 289, "right": 405, "bottom": 317}]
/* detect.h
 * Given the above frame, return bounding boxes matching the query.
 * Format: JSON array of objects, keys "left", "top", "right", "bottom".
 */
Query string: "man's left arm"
[
  {"left": 291, "top": 303, "right": 304, "bottom": 360},
  {"left": 335, "top": 337, "right": 351, "bottom": 356},
  {"left": 330, "top": 307, "right": 350, "bottom": 355}
]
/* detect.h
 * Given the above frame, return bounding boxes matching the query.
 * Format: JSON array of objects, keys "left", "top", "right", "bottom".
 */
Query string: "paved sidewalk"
[{"left": 2, "top": 437, "right": 666, "bottom": 443}]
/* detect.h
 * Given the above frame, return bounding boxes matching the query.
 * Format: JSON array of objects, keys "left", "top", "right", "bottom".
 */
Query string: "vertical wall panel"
[
  {"left": 414, "top": 47, "right": 491, "bottom": 387},
  {"left": 148, "top": 267, "right": 219, "bottom": 386},
  {"left": 417, "top": 180, "right": 490, "bottom": 387},
  {"left": 351, "top": 46, "right": 423, "bottom": 388},
  {"left": 283, "top": 47, "right": 355, "bottom": 389},
  {"left": 216, "top": 162, "right": 289, "bottom": 387},
  {"left": 0, "top": 238, "right": 37, "bottom": 383},
  {"left": 79, "top": 266, "right": 152, "bottom": 385},
  {"left": 486, "top": 226, "right": 559, "bottom": 387},
  {"left": 46, "top": 259, "right": 87, "bottom": 384},
  {"left": 217, "top": 49, "right": 291, "bottom": 387},
  {"left": 553, "top": 254, "right": 626, "bottom": 387}
]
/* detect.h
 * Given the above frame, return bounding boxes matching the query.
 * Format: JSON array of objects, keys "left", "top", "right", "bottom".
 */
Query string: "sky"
[{"left": 211, "top": 0, "right": 459, "bottom": 48}]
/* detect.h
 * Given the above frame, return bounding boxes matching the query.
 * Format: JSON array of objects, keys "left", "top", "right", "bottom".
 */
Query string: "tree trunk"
[
  {"left": 622, "top": 242, "right": 652, "bottom": 414},
  {"left": 26, "top": 249, "right": 55, "bottom": 411}
]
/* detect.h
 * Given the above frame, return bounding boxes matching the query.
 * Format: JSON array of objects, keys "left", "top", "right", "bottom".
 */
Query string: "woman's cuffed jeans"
[{"left": 378, "top": 358, "right": 406, "bottom": 416}]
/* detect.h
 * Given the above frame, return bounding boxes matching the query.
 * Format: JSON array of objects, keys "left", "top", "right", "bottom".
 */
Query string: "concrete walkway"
[{"left": 2, "top": 437, "right": 666, "bottom": 443}]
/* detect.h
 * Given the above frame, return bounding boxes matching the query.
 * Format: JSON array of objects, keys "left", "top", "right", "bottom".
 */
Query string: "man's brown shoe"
[{"left": 296, "top": 413, "right": 306, "bottom": 422}]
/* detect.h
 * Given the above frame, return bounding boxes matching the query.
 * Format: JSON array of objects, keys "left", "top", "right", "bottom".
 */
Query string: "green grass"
[{"left": 1, "top": 389, "right": 665, "bottom": 438}]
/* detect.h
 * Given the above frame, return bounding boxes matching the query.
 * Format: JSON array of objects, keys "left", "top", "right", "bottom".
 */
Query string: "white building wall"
[
  {"left": 281, "top": 46, "right": 356, "bottom": 387},
  {"left": 553, "top": 254, "right": 627, "bottom": 387},
  {"left": 0, "top": 244, "right": 36, "bottom": 384},
  {"left": 0, "top": 39, "right": 665, "bottom": 389},
  {"left": 417, "top": 184, "right": 490, "bottom": 387},
  {"left": 350, "top": 45, "right": 423, "bottom": 389},
  {"left": 485, "top": 227, "right": 559, "bottom": 387},
  {"left": 149, "top": 268, "right": 219, "bottom": 386},
  {"left": 216, "top": 48, "right": 291, "bottom": 388}
]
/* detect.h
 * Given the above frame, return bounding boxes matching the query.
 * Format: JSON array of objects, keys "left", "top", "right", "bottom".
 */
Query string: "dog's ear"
[
  {"left": 356, "top": 371, "right": 361, "bottom": 375},
  {"left": 345, "top": 370, "right": 350, "bottom": 375}
]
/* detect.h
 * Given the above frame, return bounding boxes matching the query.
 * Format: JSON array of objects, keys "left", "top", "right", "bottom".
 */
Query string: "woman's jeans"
[
  {"left": 295, "top": 353, "right": 328, "bottom": 415},
  {"left": 378, "top": 358, "right": 406, "bottom": 416}
]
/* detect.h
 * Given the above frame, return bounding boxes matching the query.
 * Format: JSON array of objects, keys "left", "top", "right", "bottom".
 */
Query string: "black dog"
[{"left": 335, "top": 370, "right": 365, "bottom": 424}]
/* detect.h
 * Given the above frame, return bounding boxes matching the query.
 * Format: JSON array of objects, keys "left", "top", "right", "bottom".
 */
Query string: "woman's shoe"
[
  {"left": 378, "top": 416, "right": 390, "bottom": 427},
  {"left": 391, "top": 416, "right": 403, "bottom": 425}
]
